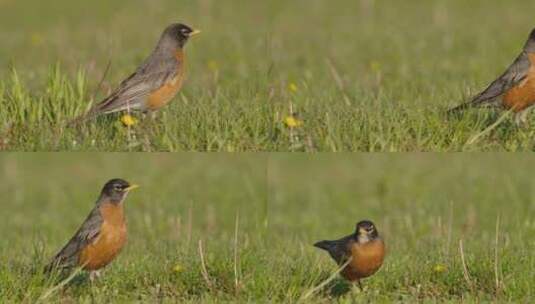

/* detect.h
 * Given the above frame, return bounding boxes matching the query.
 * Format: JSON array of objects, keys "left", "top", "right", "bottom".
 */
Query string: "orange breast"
[
  {"left": 503, "top": 54, "right": 535, "bottom": 112},
  {"left": 78, "top": 202, "right": 127, "bottom": 271},
  {"left": 146, "top": 51, "right": 185, "bottom": 111},
  {"left": 341, "top": 239, "right": 385, "bottom": 281}
]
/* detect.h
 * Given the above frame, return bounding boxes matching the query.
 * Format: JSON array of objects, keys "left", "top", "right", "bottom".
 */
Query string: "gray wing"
[
  {"left": 470, "top": 52, "right": 530, "bottom": 105},
  {"left": 328, "top": 235, "right": 354, "bottom": 265},
  {"left": 93, "top": 54, "right": 180, "bottom": 114},
  {"left": 45, "top": 207, "right": 103, "bottom": 271}
]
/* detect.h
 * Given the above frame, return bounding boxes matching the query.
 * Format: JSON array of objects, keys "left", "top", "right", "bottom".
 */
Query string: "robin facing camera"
[{"left": 314, "top": 220, "right": 385, "bottom": 289}]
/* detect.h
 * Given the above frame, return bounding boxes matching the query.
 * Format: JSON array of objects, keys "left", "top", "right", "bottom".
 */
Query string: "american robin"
[
  {"left": 448, "top": 28, "right": 535, "bottom": 125},
  {"left": 314, "top": 220, "right": 385, "bottom": 289},
  {"left": 70, "top": 23, "right": 200, "bottom": 125},
  {"left": 45, "top": 179, "right": 139, "bottom": 281}
]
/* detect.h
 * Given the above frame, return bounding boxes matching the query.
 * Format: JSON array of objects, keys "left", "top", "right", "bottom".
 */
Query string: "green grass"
[
  {"left": 3, "top": 0, "right": 535, "bottom": 151},
  {"left": 1, "top": 154, "right": 534, "bottom": 302}
]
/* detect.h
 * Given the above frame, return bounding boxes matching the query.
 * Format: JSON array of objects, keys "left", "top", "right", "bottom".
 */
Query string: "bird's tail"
[
  {"left": 43, "top": 256, "right": 72, "bottom": 275},
  {"left": 43, "top": 259, "right": 58, "bottom": 274},
  {"left": 66, "top": 107, "right": 101, "bottom": 127},
  {"left": 446, "top": 101, "right": 473, "bottom": 115},
  {"left": 314, "top": 240, "right": 336, "bottom": 252}
]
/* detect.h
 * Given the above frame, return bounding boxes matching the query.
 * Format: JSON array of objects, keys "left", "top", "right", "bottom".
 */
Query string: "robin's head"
[
  {"left": 100, "top": 179, "right": 139, "bottom": 203},
  {"left": 160, "top": 23, "right": 201, "bottom": 49},
  {"left": 522, "top": 28, "right": 535, "bottom": 52},
  {"left": 355, "top": 220, "right": 379, "bottom": 243}
]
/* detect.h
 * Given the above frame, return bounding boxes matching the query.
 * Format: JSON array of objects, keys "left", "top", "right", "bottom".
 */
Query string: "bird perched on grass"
[
  {"left": 69, "top": 23, "right": 200, "bottom": 125},
  {"left": 45, "top": 179, "right": 139, "bottom": 281},
  {"left": 314, "top": 220, "right": 385, "bottom": 289}
]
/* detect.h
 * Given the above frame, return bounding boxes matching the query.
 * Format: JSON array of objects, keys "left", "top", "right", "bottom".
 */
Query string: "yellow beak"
[
  {"left": 189, "top": 29, "right": 201, "bottom": 37},
  {"left": 124, "top": 184, "right": 140, "bottom": 192}
]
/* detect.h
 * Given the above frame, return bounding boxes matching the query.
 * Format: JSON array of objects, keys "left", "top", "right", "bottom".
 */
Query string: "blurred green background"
[
  {"left": 3, "top": 0, "right": 535, "bottom": 85},
  {"left": 3, "top": 0, "right": 535, "bottom": 80},
  {"left": 0, "top": 153, "right": 267, "bottom": 247}
]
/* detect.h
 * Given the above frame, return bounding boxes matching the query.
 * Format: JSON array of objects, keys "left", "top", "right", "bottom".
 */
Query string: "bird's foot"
[
  {"left": 141, "top": 110, "right": 158, "bottom": 121},
  {"left": 89, "top": 270, "right": 102, "bottom": 282},
  {"left": 513, "top": 107, "right": 533, "bottom": 127}
]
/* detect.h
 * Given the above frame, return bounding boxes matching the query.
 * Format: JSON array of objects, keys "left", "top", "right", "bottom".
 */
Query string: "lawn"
[
  {"left": 1, "top": 154, "right": 534, "bottom": 302},
  {"left": 2, "top": 0, "right": 535, "bottom": 151}
]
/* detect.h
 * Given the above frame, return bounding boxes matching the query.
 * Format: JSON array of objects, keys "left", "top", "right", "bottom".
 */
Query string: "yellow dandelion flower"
[
  {"left": 370, "top": 61, "right": 381, "bottom": 73},
  {"left": 284, "top": 116, "right": 303, "bottom": 128},
  {"left": 120, "top": 114, "right": 137, "bottom": 127},
  {"left": 173, "top": 264, "right": 183, "bottom": 273},
  {"left": 288, "top": 83, "right": 298, "bottom": 93},
  {"left": 207, "top": 60, "right": 219, "bottom": 71},
  {"left": 433, "top": 264, "right": 447, "bottom": 273},
  {"left": 30, "top": 33, "right": 44, "bottom": 46}
]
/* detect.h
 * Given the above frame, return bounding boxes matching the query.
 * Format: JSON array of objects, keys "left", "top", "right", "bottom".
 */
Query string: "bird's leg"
[
  {"left": 89, "top": 271, "right": 96, "bottom": 282},
  {"left": 89, "top": 270, "right": 102, "bottom": 282},
  {"left": 514, "top": 107, "right": 533, "bottom": 127},
  {"left": 141, "top": 110, "right": 158, "bottom": 125},
  {"left": 513, "top": 111, "right": 526, "bottom": 126},
  {"left": 357, "top": 280, "right": 363, "bottom": 291}
]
